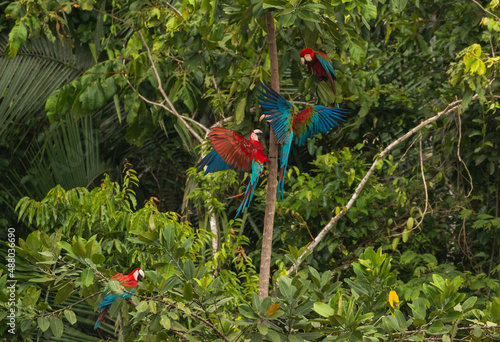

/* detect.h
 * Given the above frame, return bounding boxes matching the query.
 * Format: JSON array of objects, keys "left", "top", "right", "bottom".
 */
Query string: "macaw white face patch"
[
  {"left": 304, "top": 54, "right": 312, "bottom": 62},
  {"left": 251, "top": 129, "right": 263, "bottom": 141},
  {"left": 133, "top": 269, "right": 145, "bottom": 281}
]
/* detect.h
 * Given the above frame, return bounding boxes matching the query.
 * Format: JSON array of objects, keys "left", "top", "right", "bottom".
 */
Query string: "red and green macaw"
[
  {"left": 300, "top": 48, "right": 337, "bottom": 95},
  {"left": 197, "top": 127, "right": 270, "bottom": 217},
  {"left": 257, "top": 82, "right": 348, "bottom": 199},
  {"left": 94, "top": 268, "right": 144, "bottom": 329}
]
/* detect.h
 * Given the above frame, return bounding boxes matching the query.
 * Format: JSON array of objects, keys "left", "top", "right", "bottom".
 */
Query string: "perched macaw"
[
  {"left": 197, "top": 127, "right": 270, "bottom": 217},
  {"left": 300, "top": 48, "right": 337, "bottom": 95},
  {"left": 94, "top": 268, "right": 145, "bottom": 329},
  {"left": 257, "top": 82, "right": 348, "bottom": 199}
]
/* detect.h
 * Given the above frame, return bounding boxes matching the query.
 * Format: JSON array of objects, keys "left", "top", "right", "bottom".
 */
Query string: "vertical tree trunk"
[{"left": 259, "top": 12, "right": 280, "bottom": 299}]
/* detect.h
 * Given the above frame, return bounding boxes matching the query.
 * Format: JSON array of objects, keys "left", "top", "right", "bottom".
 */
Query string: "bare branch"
[
  {"left": 210, "top": 117, "right": 232, "bottom": 128},
  {"left": 135, "top": 31, "right": 205, "bottom": 143},
  {"left": 282, "top": 96, "right": 473, "bottom": 280},
  {"left": 165, "top": 2, "right": 183, "bottom": 17},
  {"left": 126, "top": 79, "right": 210, "bottom": 134},
  {"left": 470, "top": 0, "right": 500, "bottom": 20}
]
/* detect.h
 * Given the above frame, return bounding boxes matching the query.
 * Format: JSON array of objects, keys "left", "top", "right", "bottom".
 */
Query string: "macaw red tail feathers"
[
  {"left": 227, "top": 192, "right": 244, "bottom": 199},
  {"left": 94, "top": 306, "right": 110, "bottom": 329}
]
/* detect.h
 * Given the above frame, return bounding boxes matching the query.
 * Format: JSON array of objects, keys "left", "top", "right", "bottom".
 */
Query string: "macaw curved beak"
[
  {"left": 300, "top": 57, "right": 305, "bottom": 65},
  {"left": 259, "top": 114, "right": 267, "bottom": 122}
]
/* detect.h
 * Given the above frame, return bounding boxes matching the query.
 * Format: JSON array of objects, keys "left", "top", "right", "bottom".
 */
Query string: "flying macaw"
[
  {"left": 197, "top": 127, "right": 270, "bottom": 217},
  {"left": 257, "top": 82, "right": 348, "bottom": 199},
  {"left": 300, "top": 48, "right": 337, "bottom": 95},
  {"left": 94, "top": 268, "right": 145, "bottom": 329}
]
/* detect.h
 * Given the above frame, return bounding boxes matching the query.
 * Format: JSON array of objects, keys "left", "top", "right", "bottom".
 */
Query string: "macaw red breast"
[
  {"left": 249, "top": 137, "right": 270, "bottom": 164},
  {"left": 111, "top": 273, "right": 139, "bottom": 289}
]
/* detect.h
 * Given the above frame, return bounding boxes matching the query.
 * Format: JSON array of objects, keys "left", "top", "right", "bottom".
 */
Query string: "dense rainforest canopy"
[{"left": 0, "top": 0, "right": 500, "bottom": 341}]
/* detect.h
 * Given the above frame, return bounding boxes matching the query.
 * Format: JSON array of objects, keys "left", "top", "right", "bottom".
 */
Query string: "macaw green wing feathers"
[{"left": 293, "top": 106, "right": 348, "bottom": 146}]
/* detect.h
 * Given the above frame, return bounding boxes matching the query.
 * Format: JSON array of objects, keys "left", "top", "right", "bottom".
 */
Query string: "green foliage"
[
  {"left": 234, "top": 247, "right": 499, "bottom": 341},
  {"left": 2, "top": 170, "right": 500, "bottom": 340},
  {"left": 2, "top": 0, "right": 500, "bottom": 340},
  {"left": 3, "top": 170, "right": 262, "bottom": 340}
]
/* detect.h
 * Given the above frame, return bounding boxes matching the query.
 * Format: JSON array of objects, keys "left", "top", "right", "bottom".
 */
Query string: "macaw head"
[
  {"left": 131, "top": 268, "right": 145, "bottom": 282},
  {"left": 300, "top": 48, "right": 314, "bottom": 64},
  {"left": 250, "top": 129, "right": 264, "bottom": 142}
]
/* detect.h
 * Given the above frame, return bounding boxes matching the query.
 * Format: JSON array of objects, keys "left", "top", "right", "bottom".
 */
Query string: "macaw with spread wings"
[
  {"left": 257, "top": 82, "right": 348, "bottom": 199},
  {"left": 197, "top": 127, "right": 270, "bottom": 217}
]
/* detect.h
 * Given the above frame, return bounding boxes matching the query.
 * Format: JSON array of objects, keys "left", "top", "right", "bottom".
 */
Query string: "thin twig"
[
  {"left": 385, "top": 133, "right": 432, "bottom": 239},
  {"left": 210, "top": 117, "right": 232, "bottom": 128},
  {"left": 456, "top": 111, "right": 474, "bottom": 196},
  {"left": 93, "top": 8, "right": 128, "bottom": 24},
  {"left": 38, "top": 291, "right": 103, "bottom": 317},
  {"left": 164, "top": 2, "right": 183, "bottom": 17},
  {"left": 171, "top": 330, "right": 190, "bottom": 341},
  {"left": 412, "top": 134, "right": 429, "bottom": 229},
  {"left": 385, "top": 324, "right": 499, "bottom": 341}
]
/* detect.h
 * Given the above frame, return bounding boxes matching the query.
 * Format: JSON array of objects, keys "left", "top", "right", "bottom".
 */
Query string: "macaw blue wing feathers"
[
  {"left": 197, "top": 149, "right": 234, "bottom": 174},
  {"left": 256, "top": 82, "right": 293, "bottom": 144},
  {"left": 235, "top": 161, "right": 264, "bottom": 217}
]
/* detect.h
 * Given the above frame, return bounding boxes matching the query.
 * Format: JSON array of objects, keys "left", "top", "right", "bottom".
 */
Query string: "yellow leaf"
[
  {"left": 389, "top": 290, "right": 399, "bottom": 309},
  {"left": 266, "top": 303, "right": 280, "bottom": 315}
]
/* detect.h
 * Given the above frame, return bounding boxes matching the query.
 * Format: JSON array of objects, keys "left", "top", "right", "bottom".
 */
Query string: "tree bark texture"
[{"left": 259, "top": 12, "right": 280, "bottom": 299}]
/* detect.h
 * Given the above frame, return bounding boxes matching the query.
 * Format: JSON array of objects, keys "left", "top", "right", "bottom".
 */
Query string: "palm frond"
[
  {"left": 24, "top": 114, "right": 112, "bottom": 197},
  {"left": 0, "top": 34, "right": 94, "bottom": 140}
]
